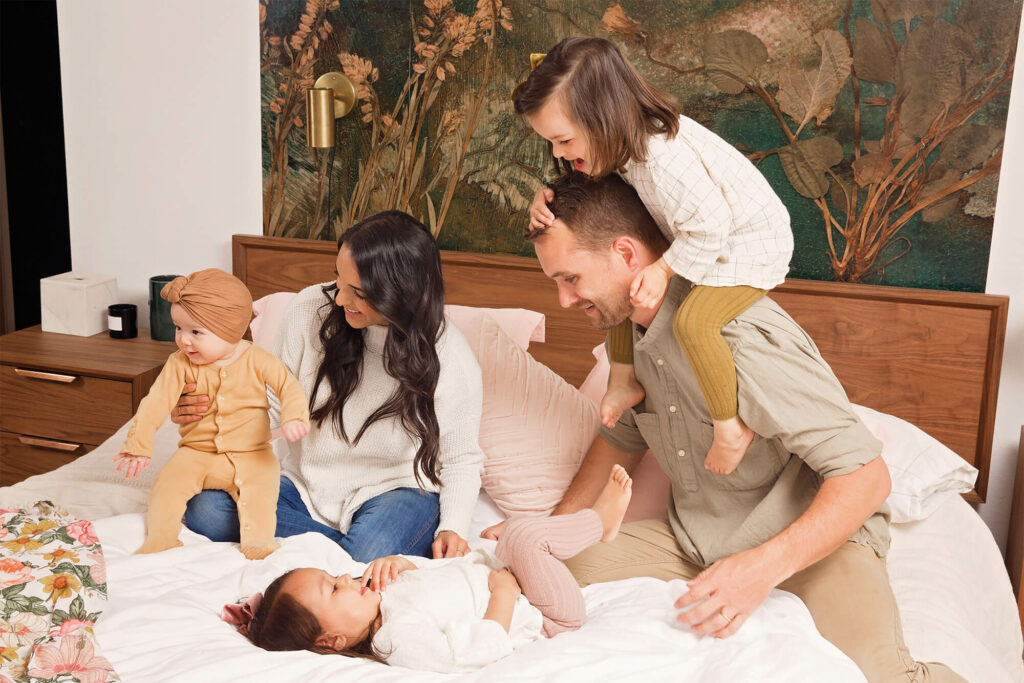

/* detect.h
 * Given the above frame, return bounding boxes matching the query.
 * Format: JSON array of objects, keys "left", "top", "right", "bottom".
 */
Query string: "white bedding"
[{"left": 2, "top": 421, "right": 1022, "bottom": 682}]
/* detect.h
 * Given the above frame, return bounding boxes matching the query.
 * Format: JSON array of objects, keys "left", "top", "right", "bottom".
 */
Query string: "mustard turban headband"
[{"left": 161, "top": 268, "right": 253, "bottom": 344}]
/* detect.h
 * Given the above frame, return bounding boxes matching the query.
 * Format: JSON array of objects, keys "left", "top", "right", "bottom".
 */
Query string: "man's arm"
[
  {"left": 552, "top": 435, "right": 645, "bottom": 516},
  {"left": 676, "top": 455, "right": 891, "bottom": 637}
]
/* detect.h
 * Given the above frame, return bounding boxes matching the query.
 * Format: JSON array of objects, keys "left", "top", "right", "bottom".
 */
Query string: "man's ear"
[
  {"left": 610, "top": 236, "right": 645, "bottom": 272},
  {"left": 314, "top": 632, "right": 348, "bottom": 653}
]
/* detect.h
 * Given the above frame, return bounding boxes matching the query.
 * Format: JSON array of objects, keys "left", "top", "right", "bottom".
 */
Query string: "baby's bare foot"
[
  {"left": 704, "top": 416, "right": 755, "bottom": 475},
  {"left": 600, "top": 383, "right": 646, "bottom": 428},
  {"left": 592, "top": 465, "right": 633, "bottom": 542}
]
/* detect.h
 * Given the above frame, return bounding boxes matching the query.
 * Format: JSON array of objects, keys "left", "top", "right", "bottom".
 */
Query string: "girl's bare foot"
[
  {"left": 704, "top": 416, "right": 755, "bottom": 475},
  {"left": 592, "top": 465, "right": 633, "bottom": 542},
  {"left": 600, "top": 362, "right": 646, "bottom": 428}
]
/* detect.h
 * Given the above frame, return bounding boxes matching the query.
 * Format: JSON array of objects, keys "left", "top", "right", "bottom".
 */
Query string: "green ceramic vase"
[{"left": 149, "top": 274, "right": 182, "bottom": 341}]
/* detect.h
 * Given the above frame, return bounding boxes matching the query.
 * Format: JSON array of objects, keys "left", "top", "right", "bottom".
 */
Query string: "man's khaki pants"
[{"left": 563, "top": 520, "right": 966, "bottom": 682}]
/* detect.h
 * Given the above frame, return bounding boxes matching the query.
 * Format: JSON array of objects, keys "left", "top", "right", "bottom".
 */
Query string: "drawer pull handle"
[
  {"left": 14, "top": 368, "right": 78, "bottom": 383},
  {"left": 17, "top": 436, "right": 82, "bottom": 452}
]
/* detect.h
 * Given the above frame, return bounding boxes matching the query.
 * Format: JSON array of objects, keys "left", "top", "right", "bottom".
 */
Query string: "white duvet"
[{"left": 2, "top": 421, "right": 1022, "bottom": 682}]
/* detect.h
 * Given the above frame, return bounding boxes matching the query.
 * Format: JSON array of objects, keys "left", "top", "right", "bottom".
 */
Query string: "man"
[{"left": 528, "top": 173, "right": 963, "bottom": 682}]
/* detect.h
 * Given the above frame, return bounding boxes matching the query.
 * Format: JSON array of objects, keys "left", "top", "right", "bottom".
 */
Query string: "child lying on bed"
[
  {"left": 224, "top": 466, "right": 633, "bottom": 673},
  {"left": 114, "top": 268, "right": 310, "bottom": 559}
]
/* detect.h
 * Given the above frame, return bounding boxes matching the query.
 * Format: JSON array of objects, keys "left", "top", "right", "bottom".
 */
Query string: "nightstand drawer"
[
  {"left": 0, "top": 431, "right": 93, "bottom": 486},
  {"left": 0, "top": 364, "right": 134, "bottom": 445}
]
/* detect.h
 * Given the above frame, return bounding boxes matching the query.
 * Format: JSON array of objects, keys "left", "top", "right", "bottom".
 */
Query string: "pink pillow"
[
  {"left": 457, "top": 313, "right": 600, "bottom": 518},
  {"left": 249, "top": 291, "right": 545, "bottom": 353},
  {"left": 579, "top": 343, "right": 671, "bottom": 523}
]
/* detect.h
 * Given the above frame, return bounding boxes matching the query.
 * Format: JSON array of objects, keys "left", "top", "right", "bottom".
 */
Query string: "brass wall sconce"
[
  {"left": 305, "top": 72, "right": 357, "bottom": 148},
  {"left": 529, "top": 53, "right": 546, "bottom": 70}
]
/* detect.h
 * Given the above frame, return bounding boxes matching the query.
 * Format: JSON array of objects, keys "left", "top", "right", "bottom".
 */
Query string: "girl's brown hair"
[
  {"left": 513, "top": 37, "right": 681, "bottom": 178},
  {"left": 248, "top": 569, "right": 389, "bottom": 664}
]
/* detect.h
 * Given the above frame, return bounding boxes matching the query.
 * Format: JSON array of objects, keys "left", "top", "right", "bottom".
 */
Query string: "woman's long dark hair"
[{"left": 310, "top": 211, "right": 445, "bottom": 487}]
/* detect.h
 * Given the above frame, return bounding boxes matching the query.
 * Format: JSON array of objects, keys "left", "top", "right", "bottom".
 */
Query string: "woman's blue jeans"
[{"left": 183, "top": 476, "right": 440, "bottom": 562}]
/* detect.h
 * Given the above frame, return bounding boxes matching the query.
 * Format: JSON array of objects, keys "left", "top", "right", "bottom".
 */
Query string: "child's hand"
[
  {"left": 113, "top": 453, "right": 150, "bottom": 479},
  {"left": 280, "top": 419, "right": 309, "bottom": 442},
  {"left": 629, "top": 258, "right": 674, "bottom": 308},
  {"left": 488, "top": 568, "right": 521, "bottom": 598},
  {"left": 361, "top": 555, "right": 417, "bottom": 593},
  {"left": 528, "top": 186, "right": 555, "bottom": 231}
]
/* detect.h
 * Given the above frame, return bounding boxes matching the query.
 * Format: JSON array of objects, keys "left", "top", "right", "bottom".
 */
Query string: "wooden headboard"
[{"left": 233, "top": 234, "right": 1008, "bottom": 502}]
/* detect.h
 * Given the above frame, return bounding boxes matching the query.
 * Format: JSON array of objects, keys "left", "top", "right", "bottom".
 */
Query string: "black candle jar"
[{"left": 108, "top": 304, "right": 138, "bottom": 339}]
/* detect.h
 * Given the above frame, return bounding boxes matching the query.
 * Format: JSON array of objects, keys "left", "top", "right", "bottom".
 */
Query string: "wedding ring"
[{"left": 720, "top": 607, "right": 736, "bottom": 623}]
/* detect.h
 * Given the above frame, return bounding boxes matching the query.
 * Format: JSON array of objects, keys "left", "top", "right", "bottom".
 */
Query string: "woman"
[{"left": 180, "top": 211, "right": 483, "bottom": 561}]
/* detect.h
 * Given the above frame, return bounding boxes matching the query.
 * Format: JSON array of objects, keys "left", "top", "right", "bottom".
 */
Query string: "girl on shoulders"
[{"left": 515, "top": 37, "right": 793, "bottom": 476}]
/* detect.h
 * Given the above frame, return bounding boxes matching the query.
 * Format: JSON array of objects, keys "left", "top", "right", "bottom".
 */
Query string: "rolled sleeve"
[{"left": 732, "top": 329, "right": 882, "bottom": 479}]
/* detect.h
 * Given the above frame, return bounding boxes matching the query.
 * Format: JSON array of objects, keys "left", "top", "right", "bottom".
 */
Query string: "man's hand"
[
  {"left": 674, "top": 545, "right": 781, "bottom": 638},
  {"left": 113, "top": 453, "right": 150, "bottom": 479},
  {"left": 432, "top": 530, "right": 470, "bottom": 558},
  {"left": 528, "top": 187, "right": 555, "bottom": 231},
  {"left": 280, "top": 419, "right": 309, "bottom": 442},
  {"left": 169, "top": 383, "right": 209, "bottom": 424}
]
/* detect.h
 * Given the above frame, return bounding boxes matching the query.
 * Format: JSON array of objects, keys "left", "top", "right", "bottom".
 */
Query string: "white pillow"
[
  {"left": 852, "top": 404, "right": 978, "bottom": 523},
  {"left": 250, "top": 291, "right": 545, "bottom": 352},
  {"left": 579, "top": 344, "right": 977, "bottom": 524}
]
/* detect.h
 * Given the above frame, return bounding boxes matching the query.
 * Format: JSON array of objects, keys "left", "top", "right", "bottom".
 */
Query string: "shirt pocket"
[
  {"left": 634, "top": 411, "right": 697, "bottom": 492},
  {"left": 698, "top": 418, "right": 784, "bottom": 492}
]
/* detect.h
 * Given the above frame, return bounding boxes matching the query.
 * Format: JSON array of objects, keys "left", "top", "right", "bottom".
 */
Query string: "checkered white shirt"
[{"left": 621, "top": 115, "right": 793, "bottom": 289}]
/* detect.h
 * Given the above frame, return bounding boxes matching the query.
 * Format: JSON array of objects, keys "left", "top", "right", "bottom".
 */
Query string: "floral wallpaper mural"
[{"left": 261, "top": 0, "right": 1020, "bottom": 291}]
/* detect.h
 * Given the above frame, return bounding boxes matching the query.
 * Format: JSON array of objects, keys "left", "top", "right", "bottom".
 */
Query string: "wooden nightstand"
[{"left": 0, "top": 326, "right": 174, "bottom": 485}]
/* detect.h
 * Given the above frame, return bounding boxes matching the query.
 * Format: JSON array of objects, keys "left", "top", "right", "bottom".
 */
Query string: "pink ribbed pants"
[{"left": 495, "top": 511, "right": 602, "bottom": 637}]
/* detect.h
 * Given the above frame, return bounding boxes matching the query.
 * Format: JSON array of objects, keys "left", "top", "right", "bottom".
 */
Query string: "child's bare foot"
[
  {"left": 600, "top": 363, "right": 646, "bottom": 428},
  {"left": 592, "top": 465, "right": 633, "bottom": 542},
  {"left": 704, "top": 416, "right": 755, "bottom": 475}
]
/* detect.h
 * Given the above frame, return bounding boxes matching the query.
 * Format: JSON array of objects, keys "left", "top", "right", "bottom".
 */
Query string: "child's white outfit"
[
  {"left": 620, "top": 114, "right": 792, "bottom": 290},
  {"left": 372, "top": 550, "right": 543, "bottom": 673}
]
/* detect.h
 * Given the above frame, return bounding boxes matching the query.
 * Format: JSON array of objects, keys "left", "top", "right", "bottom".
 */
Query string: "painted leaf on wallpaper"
[
  {"left": 776, "top": 30, "right": 852, "bottom": 135},
  {"left": 260, "top": 0, "right": 1019, "bottom": 292},
  {"left": 703, "top": 29, "right": 769, "bottom": 95}
]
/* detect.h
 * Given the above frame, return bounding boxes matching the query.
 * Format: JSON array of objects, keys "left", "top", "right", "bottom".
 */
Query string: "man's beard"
[{"left": 587, "top": 293, "right": 633, "bottom": 330}]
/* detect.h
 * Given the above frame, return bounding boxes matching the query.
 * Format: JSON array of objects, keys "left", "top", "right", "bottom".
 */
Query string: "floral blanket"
[{"left": 0, "top": 502, "right": 118, "bottom": 683}]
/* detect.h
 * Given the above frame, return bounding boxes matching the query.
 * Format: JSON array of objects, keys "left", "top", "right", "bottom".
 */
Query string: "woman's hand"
[
  {"left": 528, "top": 187, "right": 555, "bottom": 231},
  {"left": 169, "top": 383, "right": 209, "bottom": 425},
  {"left": 361, "top": 555, "right": 417, "bottom": 593},
  {"left": 431, "top": 530, "right": 470, "bottom": 558},
  {"left": 280, "top": 419, "right": 309, "bottom": 442},
  {"left": 113, "top": 453, "right": 150, "bottom": 479},
  {"left": 480, "top": 520, "right": 506, "bottom": 541},
  {"left": 487, "top": 568, "right": 521, "bottom": 598}
]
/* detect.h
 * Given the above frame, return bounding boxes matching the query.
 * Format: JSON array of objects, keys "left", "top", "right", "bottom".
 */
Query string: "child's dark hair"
[
  {"left": 248, "top": 569, "right": 388, "bottom": 663},
  {"left": 513, "top": 37, "right": 681, "bottom": 178}
]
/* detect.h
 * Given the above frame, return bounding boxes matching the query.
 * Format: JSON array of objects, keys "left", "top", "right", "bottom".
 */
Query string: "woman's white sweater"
[{"left": 271, "top": 284, "right": 483, "bottom": 539}]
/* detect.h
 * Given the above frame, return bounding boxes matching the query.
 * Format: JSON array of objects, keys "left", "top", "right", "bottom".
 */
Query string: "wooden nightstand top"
[{"left": 0, "top": 325, "right": 175, "bottom": 380}]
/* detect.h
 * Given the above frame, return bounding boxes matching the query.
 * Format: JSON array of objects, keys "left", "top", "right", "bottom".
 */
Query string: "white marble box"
[{"left": 40, "top": 272, "right": 119, "bottom": 336}]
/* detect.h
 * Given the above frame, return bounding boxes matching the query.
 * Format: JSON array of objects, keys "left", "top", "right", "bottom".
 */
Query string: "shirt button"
[
  {"left": 669, "top": 405, "right": 677, "bottom": 413},
  {"left": 657, "top": 359, "right": 664, "bottom": 366},
  {"left": 239, "top": 501, "right": 247, "bottom": 507},
  {"left": 235, "top": 479, "right": 243, "bottom": 486},
  {"left": 220, "top": 370, "right": 227, "bottom": 378},
  {"left": 677, "top": 449, "right": 686, "bottom": 457}
]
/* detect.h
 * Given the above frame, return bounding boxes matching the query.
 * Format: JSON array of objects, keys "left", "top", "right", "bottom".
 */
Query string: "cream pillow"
[
  {"left": 458, "top": 313, "right": 600, "bottom": 518},
  {"left": 250, "top": 290, "right": 545, "bottom": 352}
]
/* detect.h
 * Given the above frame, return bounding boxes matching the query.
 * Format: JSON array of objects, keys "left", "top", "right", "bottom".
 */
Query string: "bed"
[{"left": 1, "top": 233, "right": 1021, "bottom": 682}]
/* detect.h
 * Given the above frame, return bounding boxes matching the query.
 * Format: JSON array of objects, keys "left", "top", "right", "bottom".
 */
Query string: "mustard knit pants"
[
  {"left": 137, "top": 445, "right": 281, "bottom": 559},
  {"left": 607, "top": 285, "right": 766, "bottom": 421}
]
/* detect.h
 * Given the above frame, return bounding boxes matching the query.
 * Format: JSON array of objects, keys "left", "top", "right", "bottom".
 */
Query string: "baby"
[
  {"left": 225, "top": 466, "right": 633, "bottom": 672},
  {"left": 114, "top": 268, "right": 309, "bottom": 559}
]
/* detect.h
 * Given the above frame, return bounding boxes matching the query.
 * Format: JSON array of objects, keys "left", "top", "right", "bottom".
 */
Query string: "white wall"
[
  {"left": 978, "top": 11, "right": 1024, "bottom": 556},
  {"left": 55, "top": 2, "right": 1022, "bottom": 552},
  {"left": 56, "top": 0, "right": 262, "bottom": 322}
]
